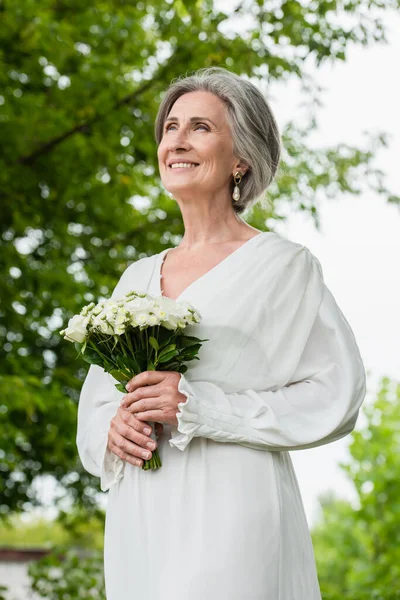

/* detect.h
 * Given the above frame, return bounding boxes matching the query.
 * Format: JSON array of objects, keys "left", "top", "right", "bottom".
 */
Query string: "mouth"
[{"left": 168, "top": 162, "right": 200, "bottom": 170}]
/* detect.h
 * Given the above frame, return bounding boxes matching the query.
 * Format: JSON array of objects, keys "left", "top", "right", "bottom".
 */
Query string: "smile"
[{"left": 169, "top": 163, "right": 199, "bottom": 169}]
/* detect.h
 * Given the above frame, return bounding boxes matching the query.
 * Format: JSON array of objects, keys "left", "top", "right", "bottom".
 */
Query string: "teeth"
[{"left": 170, "top": 163, "right": 198, "bottom": 169}]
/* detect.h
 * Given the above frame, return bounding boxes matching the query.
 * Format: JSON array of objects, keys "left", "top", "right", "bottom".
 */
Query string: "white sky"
[
  {"left": 263, "top": 10, "right": 400, "bottom": 525},
  {"left": 17, "top": 5, "right": 399, "bottom": 529}
]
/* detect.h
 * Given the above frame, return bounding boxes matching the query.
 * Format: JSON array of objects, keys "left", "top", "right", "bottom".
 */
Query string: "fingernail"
[
  {"left": 125, "top": 383, "right": 132, "bottom": 392},
  {"left": 144, "top": 427, "right": 151, "bottom": 435}
]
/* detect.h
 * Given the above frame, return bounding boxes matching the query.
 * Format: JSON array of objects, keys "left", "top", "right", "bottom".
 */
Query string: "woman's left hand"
[{"left": 120, "top": 371, "right": 187, "bottom": 427}]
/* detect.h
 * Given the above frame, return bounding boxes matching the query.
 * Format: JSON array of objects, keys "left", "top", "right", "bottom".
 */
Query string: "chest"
[{"left": 159, "top": 244, "right": 244, "bottom": 301}]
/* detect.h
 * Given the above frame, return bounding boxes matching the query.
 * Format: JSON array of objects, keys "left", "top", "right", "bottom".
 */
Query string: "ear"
[{"left": 233, "top": 160, "right": 250, "bottom": 177}]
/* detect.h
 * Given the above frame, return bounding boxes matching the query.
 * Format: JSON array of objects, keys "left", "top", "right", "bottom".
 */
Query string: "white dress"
[{"left": 76, "top": 231, "right": 366, "bottom": 600}]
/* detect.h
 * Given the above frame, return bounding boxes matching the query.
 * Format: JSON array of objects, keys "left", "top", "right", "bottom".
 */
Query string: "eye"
[
  {"left": 195, "top": 123, "right": 209, "bottom": 131},
  {"left": 164, "top": 122, "right": 210, "bottom": 132}
]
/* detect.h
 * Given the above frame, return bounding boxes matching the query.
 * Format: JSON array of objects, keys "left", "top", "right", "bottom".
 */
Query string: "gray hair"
[{"left": 154, "top": 66, "right": 282, "bottom": 215}]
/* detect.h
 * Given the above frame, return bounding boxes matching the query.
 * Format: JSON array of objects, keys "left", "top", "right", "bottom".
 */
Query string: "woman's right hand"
[{"left": 107, "top": 407, "right": 164, "bottom": 468}]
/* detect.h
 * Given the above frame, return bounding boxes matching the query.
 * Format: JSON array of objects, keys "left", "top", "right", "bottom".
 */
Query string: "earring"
[{"left": 232, "top": 171, "right": 242, "bottom": 202}]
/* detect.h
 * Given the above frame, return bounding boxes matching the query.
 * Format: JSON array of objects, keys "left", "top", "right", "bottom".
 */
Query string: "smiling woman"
[
  {"left": 157, "top": 90, "right": 247, "bottom": 203},
  {"left": 76, "top": 66, "right": 366, "bottom": 600},
  {"left": 155, "top": 67, "right": 281, "bottom": 214}
]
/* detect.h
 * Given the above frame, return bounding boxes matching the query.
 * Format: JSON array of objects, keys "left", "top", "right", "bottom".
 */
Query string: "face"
[{"left": 157, "top": 90, "right": 246, "bottom": 199}]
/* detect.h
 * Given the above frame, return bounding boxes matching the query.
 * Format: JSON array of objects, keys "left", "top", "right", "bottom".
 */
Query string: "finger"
[
  {"left": 108, "top": 434, "right": 148, "bottom": 468},
  {"left": 115, "top": 409, "right": 158, "bottom": 449},
  {"left": 128, "top": 397, "right": 159, "bottom": 415},
  {"left": 134, "top": 410, "right": 163, "bottom": 423},
  {"left": 121, "top": 384, "right": 162, "bottom": 408},
  {"left": 125, "top": 370, "right": 165, "bottom": 393},
  {"left": 116, "top": 407, "right": 154, "bottom": 437},
  {"left": 110, "top": 428, "right": 156, "bottom": 463},
  {"left": 109, "top": 445, "right": 144, "bottom": 468}
]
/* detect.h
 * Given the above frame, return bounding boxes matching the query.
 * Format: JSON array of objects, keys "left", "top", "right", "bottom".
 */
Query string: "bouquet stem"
[{"left": 142, "top": 421, "right": 162, "bottom": 471}]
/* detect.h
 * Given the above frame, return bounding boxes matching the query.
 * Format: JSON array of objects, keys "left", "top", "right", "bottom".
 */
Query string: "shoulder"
[
  {"left": 263, "top": 231, "right": 324, "bottom": 281},
  {"left": 111, "top": 253, "right": 158, "bottom": 299}
]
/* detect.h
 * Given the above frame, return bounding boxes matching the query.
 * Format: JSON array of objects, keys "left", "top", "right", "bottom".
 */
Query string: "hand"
[
  {"left": 107, "top": 407, "right": 164, "bottom": 468},
  {"left": 121, "top": 371, "right": 187, "bottom": 428}
]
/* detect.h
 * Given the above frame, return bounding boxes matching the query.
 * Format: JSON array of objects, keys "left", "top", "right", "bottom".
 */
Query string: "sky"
[{"left": 19, "top": 4, "right": 399, "bottom": 528}]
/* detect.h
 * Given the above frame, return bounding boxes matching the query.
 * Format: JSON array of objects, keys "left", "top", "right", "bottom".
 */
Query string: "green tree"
[
  {"left": 29, "top": 545, "right": 106, "bottom": 600},
  {"left": 0, "top": 509, "right": 104, "bottom": 549},
  {"left": 1, "top": 0, "right": 399, "bottom": 516},
  {"left": 312, "top": 377, "right": 400, "bottom": 599}
]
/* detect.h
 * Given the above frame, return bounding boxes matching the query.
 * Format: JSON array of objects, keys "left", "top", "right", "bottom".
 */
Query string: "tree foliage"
[
  {"left": 29, "top": 545, "right": 106, "bottom": 600},
  {"left": 1, "top": 0, "right": 399, "bottom": 515},
  {"left": 312, "top": 377, "right": 400, "bottom": 598},
  {"left": 0, "top": 509, "right": 104, "bottom": 549}
]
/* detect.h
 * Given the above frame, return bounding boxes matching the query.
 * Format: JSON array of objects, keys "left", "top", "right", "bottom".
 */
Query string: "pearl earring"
[{"left": 232, "top": 171, "right": 242, "bottom": 202}]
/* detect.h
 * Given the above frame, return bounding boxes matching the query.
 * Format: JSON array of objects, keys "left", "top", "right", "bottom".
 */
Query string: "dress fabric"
[{"left": 76, "top": 231, "right": 367, "bottom": 600}]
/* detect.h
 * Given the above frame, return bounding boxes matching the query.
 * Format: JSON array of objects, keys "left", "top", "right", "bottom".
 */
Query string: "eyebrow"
[{"left": 165, "top": 116, "right": 217, "bottom": 127}]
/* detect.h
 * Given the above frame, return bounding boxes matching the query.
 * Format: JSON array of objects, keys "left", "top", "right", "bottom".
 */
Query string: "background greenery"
[{"left": 1, "top": 0, "right": 399, "bottom": 598}]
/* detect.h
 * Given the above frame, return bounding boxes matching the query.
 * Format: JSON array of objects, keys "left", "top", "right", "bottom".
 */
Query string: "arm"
[
  {"left": 76, "top": 364, "right": 125, "bottom": 491},
  {"left": 169, "top": 283, "right": 367, "bottom": 453},
  {"left": 76, "top": 260, "right": 149, "bottom": 491}
]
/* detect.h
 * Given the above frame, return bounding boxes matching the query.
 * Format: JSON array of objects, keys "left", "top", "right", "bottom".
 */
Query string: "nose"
[{"left": 168, "top": 128, "right": 191, "bottom": 153}]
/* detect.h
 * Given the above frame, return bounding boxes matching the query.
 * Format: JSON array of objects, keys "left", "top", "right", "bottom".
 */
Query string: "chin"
[{"left": 164, "top": 181, "right": 197, "bottom": 196}]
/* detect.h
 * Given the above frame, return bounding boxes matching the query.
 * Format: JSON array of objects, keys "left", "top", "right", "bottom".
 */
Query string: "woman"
[{"left": 76, "top": 67, "right": 366, "bottom": 600}]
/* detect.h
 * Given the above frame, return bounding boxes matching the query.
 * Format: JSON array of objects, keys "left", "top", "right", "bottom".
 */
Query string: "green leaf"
[
  {"left": 115, "top": 383, "right": 128, "bottom": 393},
  {"left": 157, "top": 349, "right": 179, "bottom": 363},
  {"left": 148, "top": 336, "right": 159, "bottom": 351},
  {"left": 79, "top": 350, "right": 104, "bottom": 367},
  {"left": 158, "top": 343, "right": 176, "bottom": 359},
  {"left": 108, "top": 370, "right": 128, "bottom": 383}
]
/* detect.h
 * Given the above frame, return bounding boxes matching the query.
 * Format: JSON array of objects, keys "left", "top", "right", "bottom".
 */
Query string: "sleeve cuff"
[
  {"left": 100, "top": 435, "right": 125, "bottom": 492},
  {"left": 169, "top": 373, "right": 200, "bottom": 452}
]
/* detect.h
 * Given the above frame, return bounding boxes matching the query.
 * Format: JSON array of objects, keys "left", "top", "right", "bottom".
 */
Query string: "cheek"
[
  {"left": 204, "top": 139, "right": 232, "bottom": 163},
  {"left": 157, "top": 137, "right": 168, "bottom": 159}
]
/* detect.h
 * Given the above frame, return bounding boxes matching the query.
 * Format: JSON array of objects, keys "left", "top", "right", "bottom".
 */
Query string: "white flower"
[
  {"left": 80, "top": 302, "right": 95, "bottom": 317},
  {"left": 91, "top": 315, "right": 114, "bottom": 335},
  {"left": 161, "top": 313, "right": 182, "bottom": 330},
  {"left": 160, "top": 319, "right": 178, "bottom": 330},
  {"left": 125, "top": 297, "right": 154, "bottom": 313},
  {"left": 115, "top": 311, "right": 127, "bottom": 326},
  {"left": 147, "top": 314, "right": 159, "bottom": 326},
  {"left": 135, "top": 312, "right": 151, "bottom": 326},
  {"left": 151, "top": 304, "right": 168, "bottom": 321},
  {"left": 98, "top": 320, "right": 114, "bottom": 335},
  {"left": 62, "top": 314, "right": 89, "bottom": 343},
  {"left": 91, "top": 302, "right": 105, "bottom": 316}
]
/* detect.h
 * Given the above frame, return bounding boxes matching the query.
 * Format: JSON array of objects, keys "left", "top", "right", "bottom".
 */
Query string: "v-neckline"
[{"left": 157, "top": 231, "right": 274, "bottom": 302}]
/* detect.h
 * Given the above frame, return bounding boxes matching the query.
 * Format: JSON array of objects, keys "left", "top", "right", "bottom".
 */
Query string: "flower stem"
[{"left": 141, "top": 421, "right": 162, "bottom": 470}]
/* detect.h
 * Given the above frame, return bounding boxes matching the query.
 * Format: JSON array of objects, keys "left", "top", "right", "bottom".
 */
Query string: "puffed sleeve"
[
  {"left": 76, "top": 261, "right": 147, "bottom": 492},
  {"left": 169, "top": 257, "right": 367, "bottom": 453},
  {"left": 76, "top": 364, "right": 125, "bottom": 492}
]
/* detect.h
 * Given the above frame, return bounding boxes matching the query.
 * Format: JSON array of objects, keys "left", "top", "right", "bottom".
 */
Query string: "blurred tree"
[
  {"left": 0, "top": 509, "right": 104, "bottom": 549},
  {"left": 28, "top": 544, "right": 106, "bottom": 600},
  {"left": 312, "top": 377, "right": 400, "bottom": 599},
  {"left": 1, "top": 0, "right": 399, "bottom": 516}
]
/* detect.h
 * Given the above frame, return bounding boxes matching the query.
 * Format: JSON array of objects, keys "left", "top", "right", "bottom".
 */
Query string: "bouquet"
[{"left": 60, "top": 290, "right": 209, "bottom": 470}]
